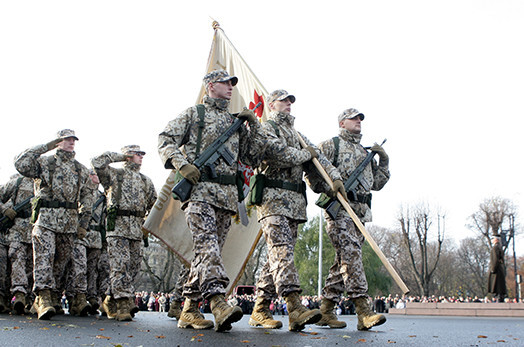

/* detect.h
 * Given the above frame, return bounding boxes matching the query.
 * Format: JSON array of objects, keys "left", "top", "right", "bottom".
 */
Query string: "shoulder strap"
[
  {"left": 47, "top": 156, "right": 56, "bottom": 189},
  {"left": 267, "top": 120, "right": 280, "bottom": 137},
  {"left": 114, "top": 169, "right": 124, "bottom": 207},
  {"left": 195, "top": 104, "right": 205, "bottom": 157},
  {"left": 332, "top": 136, "right": 340, "bottom": 167}
]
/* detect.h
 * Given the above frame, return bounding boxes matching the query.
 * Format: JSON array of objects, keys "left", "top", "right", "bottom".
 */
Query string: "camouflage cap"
[
  {"left": 203, "top": 69, "right": 238, "bottom": 86},
  {"left": 56, "top": 129, "right": 79, "bottom": 140},
  {"left": 338, "top": 108, "right": 365, "bottom": 123},
  {"left": 121, "top": 145, "right": 146, "bottom": 156},
  {"left": 267, "top": 90, "right": 296, "bottom": 104}
]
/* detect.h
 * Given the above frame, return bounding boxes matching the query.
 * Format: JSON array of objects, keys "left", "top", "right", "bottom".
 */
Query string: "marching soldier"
[
  {"left": 14, "top": 129, "right": 94, "bottom": 320},
  {"left": 248, "top": 90, "right": 345, "bottom": 331},
  {"left": 91, "top": 145, "right": 157, "bottom": 321},
  {"left": 315, "top": 108, "right": 389, "bottom": 330},
  {"left": 0, "top": 174, "right": 35, "bottom": 314},
  {"left": 158, "top": 69, "right": 266, "bottom": 332}
]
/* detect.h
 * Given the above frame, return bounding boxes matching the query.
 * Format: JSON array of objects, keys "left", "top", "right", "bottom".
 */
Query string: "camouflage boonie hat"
[
  {"left": 56, "top": 129, "right": 79, "bottom": 140},
  {"left": 338, "top": 108, "right": 365, "bottom": 123},
  {"left": 267, "top": 90, "right": 296, "bottom": 104},
  {"left": 121, "top": 145, "right": 146, "bottom": 156},
  {"left": 203, "top": 69, "right": 238, "bottom": 86}
]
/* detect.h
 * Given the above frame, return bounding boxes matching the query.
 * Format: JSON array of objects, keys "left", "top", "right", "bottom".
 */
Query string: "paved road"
[{"left": 1, "top": 311, "right": 523, "bottom": 346}]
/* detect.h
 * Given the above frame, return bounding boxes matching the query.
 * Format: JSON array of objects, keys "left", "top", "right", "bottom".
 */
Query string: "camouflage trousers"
[
  {"left": 172, "top": 265, "right": 190, "bottom": 302},
  {"left": 8, "top": 241, "right": 33, "bottom": 295},
  {"left": 322, "top": 214, "right": 368, "bottom": 301},
  {"left": 0, "top": 243, "right": 8, "bottom": 297},
  {"left": 65, "top": 243, "right": 87, "bottom": 296},
  {"left": 256, "top": 215, "right": 301, "bottom": 299},
  {"left": 86, "top": 247, "right": 101, "bottom": 299},
  {"left": 183, "top": 202, "right": 232, "bottom": 301},
  {"left": 98, "top": 246, "right": 110, "bottom": 298},
  {"left": 32, "top": 225, "right": 75, "bottom": 293},
  {"left": 107, "top": 236, "right": 142, "bottom": 299}
]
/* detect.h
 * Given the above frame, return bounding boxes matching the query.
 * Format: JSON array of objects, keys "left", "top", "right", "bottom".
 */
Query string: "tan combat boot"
[
  {"left": 116, "top": 298, "right": 132, "bottom": 321},
  {"left": 32, "top": 290, "right": 56, "bottom": 320},
  {"left": 210, "top": 294, "right": 243, "bottom": 332},
  {"left": 177, "top": 298, "right": 214, "bottom": 330},
  {"left": 128, "top": 297, "right": 139, "bottom": 318},
  {"left": 101, "top": 295, "right": 117, "bottom": 320},
  {"left": 284, "top": 292, "right": 322, "bottom": 332},
  {"left": 167, "top": 300, "right": 182, "bottom": 320},
  {"left": 12, "top": 292, "right": 27, "bottom": 315},
  {"left": 51, "top": 292, "right": 64, "bottom": 315},
  {"left": 354, "top": 296, "right": 386, "bottom": 331},
  {"left": 248, "top": 297, "right": 282, "bottom": 329},
  {"left": 316, "top": 298, "right": 347, "bottom": 328},
  {"left": 70, "top": 293, "right": 91, "bottom": 316}
]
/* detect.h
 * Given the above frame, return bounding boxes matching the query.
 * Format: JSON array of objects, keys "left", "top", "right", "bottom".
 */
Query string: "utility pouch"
[
  {"left": 247, "top": 174, "right": 266, "bottom": 207},
  {"left": 30, "top": 197, "right": 42, "bottom": 224},
  {"left": 106, "top": 206, "right": 117, "bottom": 231},
  {"left": 315, "top": 192, "right": 333, "bottom": 209}
]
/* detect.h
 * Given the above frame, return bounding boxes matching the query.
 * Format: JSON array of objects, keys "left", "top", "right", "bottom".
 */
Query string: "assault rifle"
[
  {"left": 325, "top": 139, "right": 386, "bottom": 219},
  {"left": 0, "top": 195, "right": 34, "bottom": 232},
  {"left": 172, "top": 102, "right": 262, "bottom": 202}
]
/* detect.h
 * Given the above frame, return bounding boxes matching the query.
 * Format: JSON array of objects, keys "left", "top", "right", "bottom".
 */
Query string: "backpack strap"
[
  {"left": 195, "top": 104, "right": 205, "bottom": 157},
  {"left": 332, "top": 136, "right": 340, "bottom": 167},
  {"left": 267, "top": 120, "right": 280, "bottom": 137},
  {"left": 13, "top": 176, "right": 23, "bottom": 204}
]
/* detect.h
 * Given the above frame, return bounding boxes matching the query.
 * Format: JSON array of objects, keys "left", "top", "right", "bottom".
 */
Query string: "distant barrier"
[{"left": 389, "top": 302, "right": 524, "bottom": 317}]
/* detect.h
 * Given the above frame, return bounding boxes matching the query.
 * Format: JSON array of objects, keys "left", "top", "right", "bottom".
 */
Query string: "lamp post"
[{"left": 318, "top": 212, "right": 323, "bottom": 298}]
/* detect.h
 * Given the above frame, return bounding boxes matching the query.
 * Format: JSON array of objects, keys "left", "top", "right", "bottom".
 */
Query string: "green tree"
[{"left": 295, "top": 215, "right": 392, "bottom": 296}]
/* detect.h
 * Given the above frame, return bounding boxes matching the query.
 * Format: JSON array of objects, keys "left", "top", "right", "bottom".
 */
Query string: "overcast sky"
[{"left": 1, "top": 1, "right": 523, "bottom": 255}]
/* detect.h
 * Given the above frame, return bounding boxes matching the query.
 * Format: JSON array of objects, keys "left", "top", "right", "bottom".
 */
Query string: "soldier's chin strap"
[{"left": 293, "top": 129, "right": 410, "bottom": 295}]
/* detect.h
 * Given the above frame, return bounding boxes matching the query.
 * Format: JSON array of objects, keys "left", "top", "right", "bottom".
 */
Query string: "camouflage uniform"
[
  {"left": 255, "top": 107, "right": 341, "bottom": 300},
  {"left": 0, "top": 175, "right": 34, "bottom": 298},
  {"left": 14, "top": 132, "right": 94, "bottom": 296},
  {"left": 86, "top": 190, "right": 106, "bottom": 303},
  {"left": 316, "top": 110, "right": 390, "bottom": 302},
  {"left": 91, "top": 146, "right": 156, "bottom": 300},
  {"left": 158, "top": 94, "right": 266, "bottom": 301}
]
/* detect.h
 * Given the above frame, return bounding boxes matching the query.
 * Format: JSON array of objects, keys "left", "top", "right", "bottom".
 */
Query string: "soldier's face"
[
  {"left": 209, "top": 80, "right": 233, "bottom": 100},
  {"left": 270, "top": 98, "right": 293, "bottom": 114},
  {"left": 128, "top": 153, "right": 143, "bottom": 165},
  {"left": 57, "top": 137, "right": 76, "bottom": 152},
  {"left": 340, "top": 117, "right": 362, "bottom": 134}
]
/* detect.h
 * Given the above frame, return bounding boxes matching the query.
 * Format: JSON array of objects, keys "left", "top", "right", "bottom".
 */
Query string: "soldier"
[
  {"left": 14, "top": 129, "right": 94, "bottom": 320},
  {"left": 0, "top": 174, "right": 35, "bottom": 314},
  {"left": 488, "top": 235, "right": 506, "bottom": 302},
  {"left": 314, "top": 108, "right": 389, "bottom": 330},
  {"left": 248, "top": 90, "right": 346, "bottom": 332},
  {"left": 158, "top": 69, "right": 266, "bottom": 332},
  {"left": 91, "top": 145, "right": 157, "bottom": 321}
]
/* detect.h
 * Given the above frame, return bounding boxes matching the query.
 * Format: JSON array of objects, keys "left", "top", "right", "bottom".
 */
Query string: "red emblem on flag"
[{"left": 249, "top": 90, "right": 264, "bottom": 118}]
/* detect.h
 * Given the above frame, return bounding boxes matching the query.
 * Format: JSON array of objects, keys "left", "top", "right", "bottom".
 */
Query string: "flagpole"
[{"left": 318, "top": 211, "right": 323, "bottom": 298}]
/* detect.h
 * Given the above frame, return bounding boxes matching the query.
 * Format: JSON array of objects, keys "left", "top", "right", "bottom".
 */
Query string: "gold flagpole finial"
[{"left": 212, "top": 20, "right": 220, "bottom": 30}]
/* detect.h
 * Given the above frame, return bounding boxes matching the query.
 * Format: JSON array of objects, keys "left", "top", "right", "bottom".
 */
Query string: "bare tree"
[
  {"left": 397, "top": 203, "right": 445, "bottom": 296},
  {"left": 455, "top": 237, "right": 490, "bottom": 297},
  {"left": 467, "top": 196, "right": 517, "bottom": 251}
]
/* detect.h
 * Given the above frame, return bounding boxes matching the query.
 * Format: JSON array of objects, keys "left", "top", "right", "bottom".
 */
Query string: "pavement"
[{"left": 1, "top": 311, "right": 523, "bottom": 346}]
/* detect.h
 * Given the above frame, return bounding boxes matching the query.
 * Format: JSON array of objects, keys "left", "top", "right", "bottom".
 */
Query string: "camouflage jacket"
[
  {"left": 0, "top": 175, "right": 34, "bottom": 243},
  {"left": 85, "top": 189, "right": 105, "bottom": 249},
  {"left": 91, "top": 153, "right": 157, "bottom": 241},
  {"left": 317, "top": 129, "right": 390, "bottom": 222},
  {"left": 158, "top": 96, "right": 266, "bottom": 213},
  {"left": 256, "top": 111, "right": 342, "bottom": 222},
  {"left": 14, "top": 147, "right": 94, "bottom": 233}
]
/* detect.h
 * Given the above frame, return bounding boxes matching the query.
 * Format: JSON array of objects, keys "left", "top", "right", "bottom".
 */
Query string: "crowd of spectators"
[{"left": 132, "top": 291, "right": 521, "bottom": 315}]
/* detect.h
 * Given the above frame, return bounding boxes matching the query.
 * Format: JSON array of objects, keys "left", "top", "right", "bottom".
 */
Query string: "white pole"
[{"left": 318, "top": 212, "right": 323, "bottom": 298}]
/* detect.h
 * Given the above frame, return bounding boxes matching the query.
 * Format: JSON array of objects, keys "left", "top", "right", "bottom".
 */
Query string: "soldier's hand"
[
  {"left": 77, "top": 227, "right": 88, "bottom": 240},
  {"left": 330, "top": 179, "right": 348, "bottom": 201},
  {"left": 237, "top": 108, "right": 257, "bottom": 123},
  {"left": 46, "top": 138, "right": 62, "bottom": 151},
  {"left": 4, "top": 208, "right": 17, "bottom": 220},
  {"left": 179, "top": 164, "right": 201, "bottom": 185},
  {"left": 305, "top": 146, "right": 318, "bottom": 160},
  {"left": 370, "top": 143, "right": 388, "bottom": 161}
]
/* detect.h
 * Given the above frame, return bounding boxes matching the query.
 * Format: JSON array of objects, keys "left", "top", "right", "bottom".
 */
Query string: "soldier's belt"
[
  {"left": 115, "top": 209, "right": 146, "bottom": 218},
  {"left": 265, "top": 178, "right": 305, "bottom": 194},
  {"left": 199, "top": 173, "right": 237, "bottom": 185},
  {"left": 40, "top": 199, "right": 78, "bottom": 209}
]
